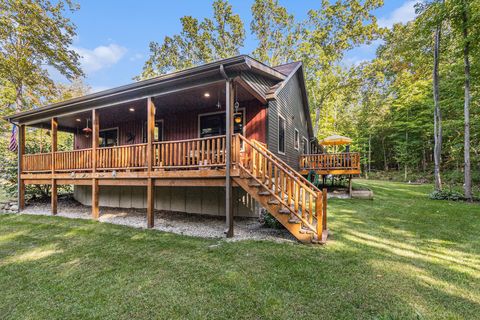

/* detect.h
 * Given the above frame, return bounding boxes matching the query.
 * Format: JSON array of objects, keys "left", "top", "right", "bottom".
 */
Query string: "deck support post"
[
  {"left": 225, "top": 79, "right": 234, "bottom": 238},
  {"left": 51, "top": 118, "right": 58, "bottom": 215},
  {"left": 322, "top": 188, "right": 327, "bottom": 232},
  {"left": 18, "top": 124, "right": 25, "bottom": 211},
  {"left": 147, "top": 97, "right": 156, "bottom": 228},
  {"left": 147, "top": 178, "right": 154, "bottom": 228},
  {"left": 91, "top": 109, "right": 99, "bottom": 219},
  {"left": 348, "top": 174, "right": 352, "bottom": 197}
]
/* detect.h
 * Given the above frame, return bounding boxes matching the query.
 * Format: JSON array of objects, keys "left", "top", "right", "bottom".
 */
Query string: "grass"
[{"left": 0, "top": 180, "right": 479, "bottom": 319}]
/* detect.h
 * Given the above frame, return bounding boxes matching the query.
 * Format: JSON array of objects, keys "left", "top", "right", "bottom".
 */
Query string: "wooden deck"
[
  {"left": 19, "top": 133, "right": 329, "bottom": 242},
  {"left": 299, "top": 152, "right": 361, "bottom": 175},
  {"left": 22, "top": 135, "right": 234, "bottom": 186}
]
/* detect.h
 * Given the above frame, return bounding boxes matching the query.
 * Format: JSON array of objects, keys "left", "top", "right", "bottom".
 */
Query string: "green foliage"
[
  {"left": 429, "top": 189, "right": 465, "bottom": 201},
  {"left": 250, "top": 0, "right": 299, "bottom": 66},
  {"left": 262, "top": 210, "right": 283, "bottom": 229},
  {"left": 0, "top": 0, "right": 83, "bottom": 114},
  {"left": 137, "top": 0, "right": 245, "bottom": 80},
  {"left": 0, "top": 127, "right": 74, "bottom": 200}
]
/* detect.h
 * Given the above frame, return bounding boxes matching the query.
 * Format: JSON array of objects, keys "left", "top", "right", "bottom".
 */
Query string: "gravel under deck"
[{"left": 19, "top": 198, "right": 297, "bottom": 243}]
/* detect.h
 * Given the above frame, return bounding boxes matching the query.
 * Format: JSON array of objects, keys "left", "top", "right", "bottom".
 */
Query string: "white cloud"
[
  {"left": 378, "top": 0, "right": 418, "bottom": 28},
  {"left": 74, "top": 44, "right": 127, "bottom": 73}
]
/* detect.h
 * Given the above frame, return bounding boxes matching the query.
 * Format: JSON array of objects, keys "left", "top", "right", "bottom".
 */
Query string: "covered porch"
[{"left": 14, "top": 59, "right": 277, "bottom": 235}]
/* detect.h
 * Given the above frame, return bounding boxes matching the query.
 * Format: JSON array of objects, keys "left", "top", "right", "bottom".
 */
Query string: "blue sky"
[{"left": 62, "top": 0, "right": 418, "bottom": 92}]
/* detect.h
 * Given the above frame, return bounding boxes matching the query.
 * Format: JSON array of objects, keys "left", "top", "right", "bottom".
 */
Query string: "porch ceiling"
[
  {"left": 5, "top": 55, "right": 285, "bottom": 126},
  {"left": 30, "top": 80, "right": 258, "bottom": 132}
]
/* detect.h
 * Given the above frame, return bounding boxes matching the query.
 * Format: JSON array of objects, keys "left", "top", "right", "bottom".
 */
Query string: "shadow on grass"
[{"left": 0, "top": 179, "right": 479, "bottom": 319}]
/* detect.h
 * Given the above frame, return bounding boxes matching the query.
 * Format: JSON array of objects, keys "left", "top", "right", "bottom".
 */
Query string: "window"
[
  {"left": 143, "top": 121, "right": 164, "bottom": 142},
  {"left": 294, "top": 129, "right": 299, "bottom": 150},
  {"left": 302, "top": 137, "right": 309, "bottom": 154},
  {"left": 99, "top": 128, "right": 118, "bottom": 147},
  {"left": 278, "top": 115, "right": 285, "bottom": 154},
  {"left": 199, "top": 111, "right": 244, "bottom": 138},
  {"left": 154, "top": 121, "right": 164, "bottom": 142}
]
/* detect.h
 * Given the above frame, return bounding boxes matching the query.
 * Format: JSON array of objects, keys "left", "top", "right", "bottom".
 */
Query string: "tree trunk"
[
  {"left": 462, "top": 1, "right": 472, "bottom": 201},
  {"left": 314, "top": 107, "right": 320, "bottom": 137},
  {"left": 405, "top": 129, "right": 409, "bottom": 181},
  {"left": 382, "top": 136, "right": 388, "bottom": 171},
  {"left": 422, "top": 143, "right": 427, "bottom": 172},
  {"left": 433, "top": 16, "right": 443, "bottom": 191},
  {"left": 368, "top": 134, "right": 371, "bottom": 174}
]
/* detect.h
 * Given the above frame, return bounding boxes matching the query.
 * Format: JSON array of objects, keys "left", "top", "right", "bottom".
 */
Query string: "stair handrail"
[
  {"left": 250, "top": 139, "right": 321, "bottom": 193},
  {"left": 238, "top": 135, "right": 318, "bottom": 198},
  {"left": 236, "top": 134, "right": 322, "bottom": 234}
]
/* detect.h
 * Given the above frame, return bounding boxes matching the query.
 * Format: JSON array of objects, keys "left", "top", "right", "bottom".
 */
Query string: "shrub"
[
  {"left": 261, "top": 209, "right": 284, "bottom": 229},
  {"left": 429, "top": 189, "right": 464, "bottom": 201}
]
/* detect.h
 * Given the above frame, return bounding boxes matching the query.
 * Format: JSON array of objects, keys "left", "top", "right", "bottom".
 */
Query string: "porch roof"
[{"left": 5, "top": 55, "right": 287, "bottom": 125}]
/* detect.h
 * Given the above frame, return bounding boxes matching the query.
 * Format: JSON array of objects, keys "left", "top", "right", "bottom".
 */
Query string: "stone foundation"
[{"left": 0, "top": 201, "right": 19, "bottom": 213}]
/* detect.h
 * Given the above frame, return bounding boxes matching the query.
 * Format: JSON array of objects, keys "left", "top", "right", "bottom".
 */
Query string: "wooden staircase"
[{"left": 233, "top": 135, "right": 328, "bottom": 244}]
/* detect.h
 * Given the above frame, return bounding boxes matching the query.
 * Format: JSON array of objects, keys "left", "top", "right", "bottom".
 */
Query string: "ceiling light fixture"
[
  {"left": 204, "top": 92, "right": 210, "bottom": 98},
  {"left": 75, "top": 118, "right": 81, "bottom": 122},
  {"left": 129, "top": 107, "right": 135, "bottom": 112}
]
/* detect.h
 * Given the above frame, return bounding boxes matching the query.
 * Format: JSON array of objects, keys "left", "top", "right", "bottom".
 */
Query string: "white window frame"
[
  {"left": 278, "top": 114, "right": 286, "bottom": 155},
  {"left": 294, "top": 129, "right": 300, "bottom": 150}
]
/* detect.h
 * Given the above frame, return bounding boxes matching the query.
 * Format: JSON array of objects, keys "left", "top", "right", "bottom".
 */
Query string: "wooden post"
[
  {"left": 322, "top": 188, "right": 327, "bottom": 232},
  {"left": 225, "top": 80, "right": 234, "bottom": 237},
  {"left": 316, "top": 191, "right": 323, "bottom": 239},
  {"left": 18, "top": 124, "right": 25, "bottom": 211},
  {"left": 51, "top": 118, "right": 58, "bottom": 215},
  {"left": 348, "top": 174, "right": 352, "bottom": 197},
  {"left": 91, "top": 110, "right": 99, "bottom": 219},
  {"left": 147, "top": 97, "right": 156, "bottom": 228}
]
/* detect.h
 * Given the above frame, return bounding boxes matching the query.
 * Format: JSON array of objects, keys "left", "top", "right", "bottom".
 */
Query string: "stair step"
[
  {"left": 248, "top": 182, "right": 262, "bottom": 187},
  {"left": 288, "top": 218, "right": 301, "bottom": 224},
  {"left": 258, "top": 191, "right": 270, "bottom": 196},
  {"left": 299, "top": 228, "right": 315, "bottom": 235},
  {"left": 278, "top": 208, "right": 290, "bottom": 215},
  {"left": 267, "top": 199, "right": 280, "bottom": 205}
]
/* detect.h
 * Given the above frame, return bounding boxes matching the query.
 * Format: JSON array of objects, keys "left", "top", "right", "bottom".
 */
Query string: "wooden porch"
[{"left": 299, "top": 152, "right": 361, "bottom": 175}]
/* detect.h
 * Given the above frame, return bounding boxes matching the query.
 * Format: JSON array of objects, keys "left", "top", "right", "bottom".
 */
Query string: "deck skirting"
[{"left": 73, "top": 185, "right": 257, "bottom": 217}]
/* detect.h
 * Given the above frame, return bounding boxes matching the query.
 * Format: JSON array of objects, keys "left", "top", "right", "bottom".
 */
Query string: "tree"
[
  {"left": 250, "top": 0, "right": 299, "bottom": 66},
  {"left": 137, "top": 0, "right": 244, "bottom": 79},
  {"left": 298, "top": 0, "right": 383, "bottom": 137},
  {"left": 460, "top": 0, "right": 472, "bottom": 201},
  {"left": 416, "top": 0, "right": 446, "bottom": 191},
  {"left": 0, "top": 0, "right": 83, "bottom": 113}
]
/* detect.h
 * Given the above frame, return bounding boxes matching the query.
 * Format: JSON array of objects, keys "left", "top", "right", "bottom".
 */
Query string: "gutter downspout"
[{"left": 220, "top": 64, "right": 234, "bottom": 238}]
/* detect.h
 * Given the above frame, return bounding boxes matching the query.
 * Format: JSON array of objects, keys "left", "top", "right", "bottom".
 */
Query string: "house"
[{"left": 5, "top": 55, "right": 359, "bottom": 243}]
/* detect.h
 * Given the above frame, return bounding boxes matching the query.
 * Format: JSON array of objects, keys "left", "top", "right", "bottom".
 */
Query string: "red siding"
[{"left": 74, "top": 100, "right": 266, "bottom": 149}]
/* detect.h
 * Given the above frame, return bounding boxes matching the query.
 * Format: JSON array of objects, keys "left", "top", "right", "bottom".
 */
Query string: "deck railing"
[
  {"left": 21, "top": 136, "right": 228, "bottom": 173},
  {"left": 55, "top": 148, "right": 92, "bottom": 172},
  {"left": 23, "top": 153, "right": 52, "bottom": 172},
  {"left": 153, "top": 136, "right": 226, "bottom": 169},
  {"left": 299, "top": 152, "right": 361, "bottom": 171},
  {"left": 96, "top": 143, "right": 147, "bottom": 170},
  {"left": 237, "top": 134, "right": 326, "bottom": 237}
]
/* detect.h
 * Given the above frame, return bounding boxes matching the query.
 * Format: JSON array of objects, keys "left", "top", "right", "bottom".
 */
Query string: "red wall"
[{"left": 74, "top": 100, "right": 266, "bottom": 149}]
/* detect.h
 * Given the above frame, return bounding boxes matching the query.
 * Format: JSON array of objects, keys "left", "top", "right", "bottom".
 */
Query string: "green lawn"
[{"left": 1, "top": 180, "right": 479, "bottom": 319}]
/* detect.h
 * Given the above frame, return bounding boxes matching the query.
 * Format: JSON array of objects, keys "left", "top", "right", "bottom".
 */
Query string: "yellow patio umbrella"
[{"left": 318, "top": 135, "right": 352, "bottom": 146}]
